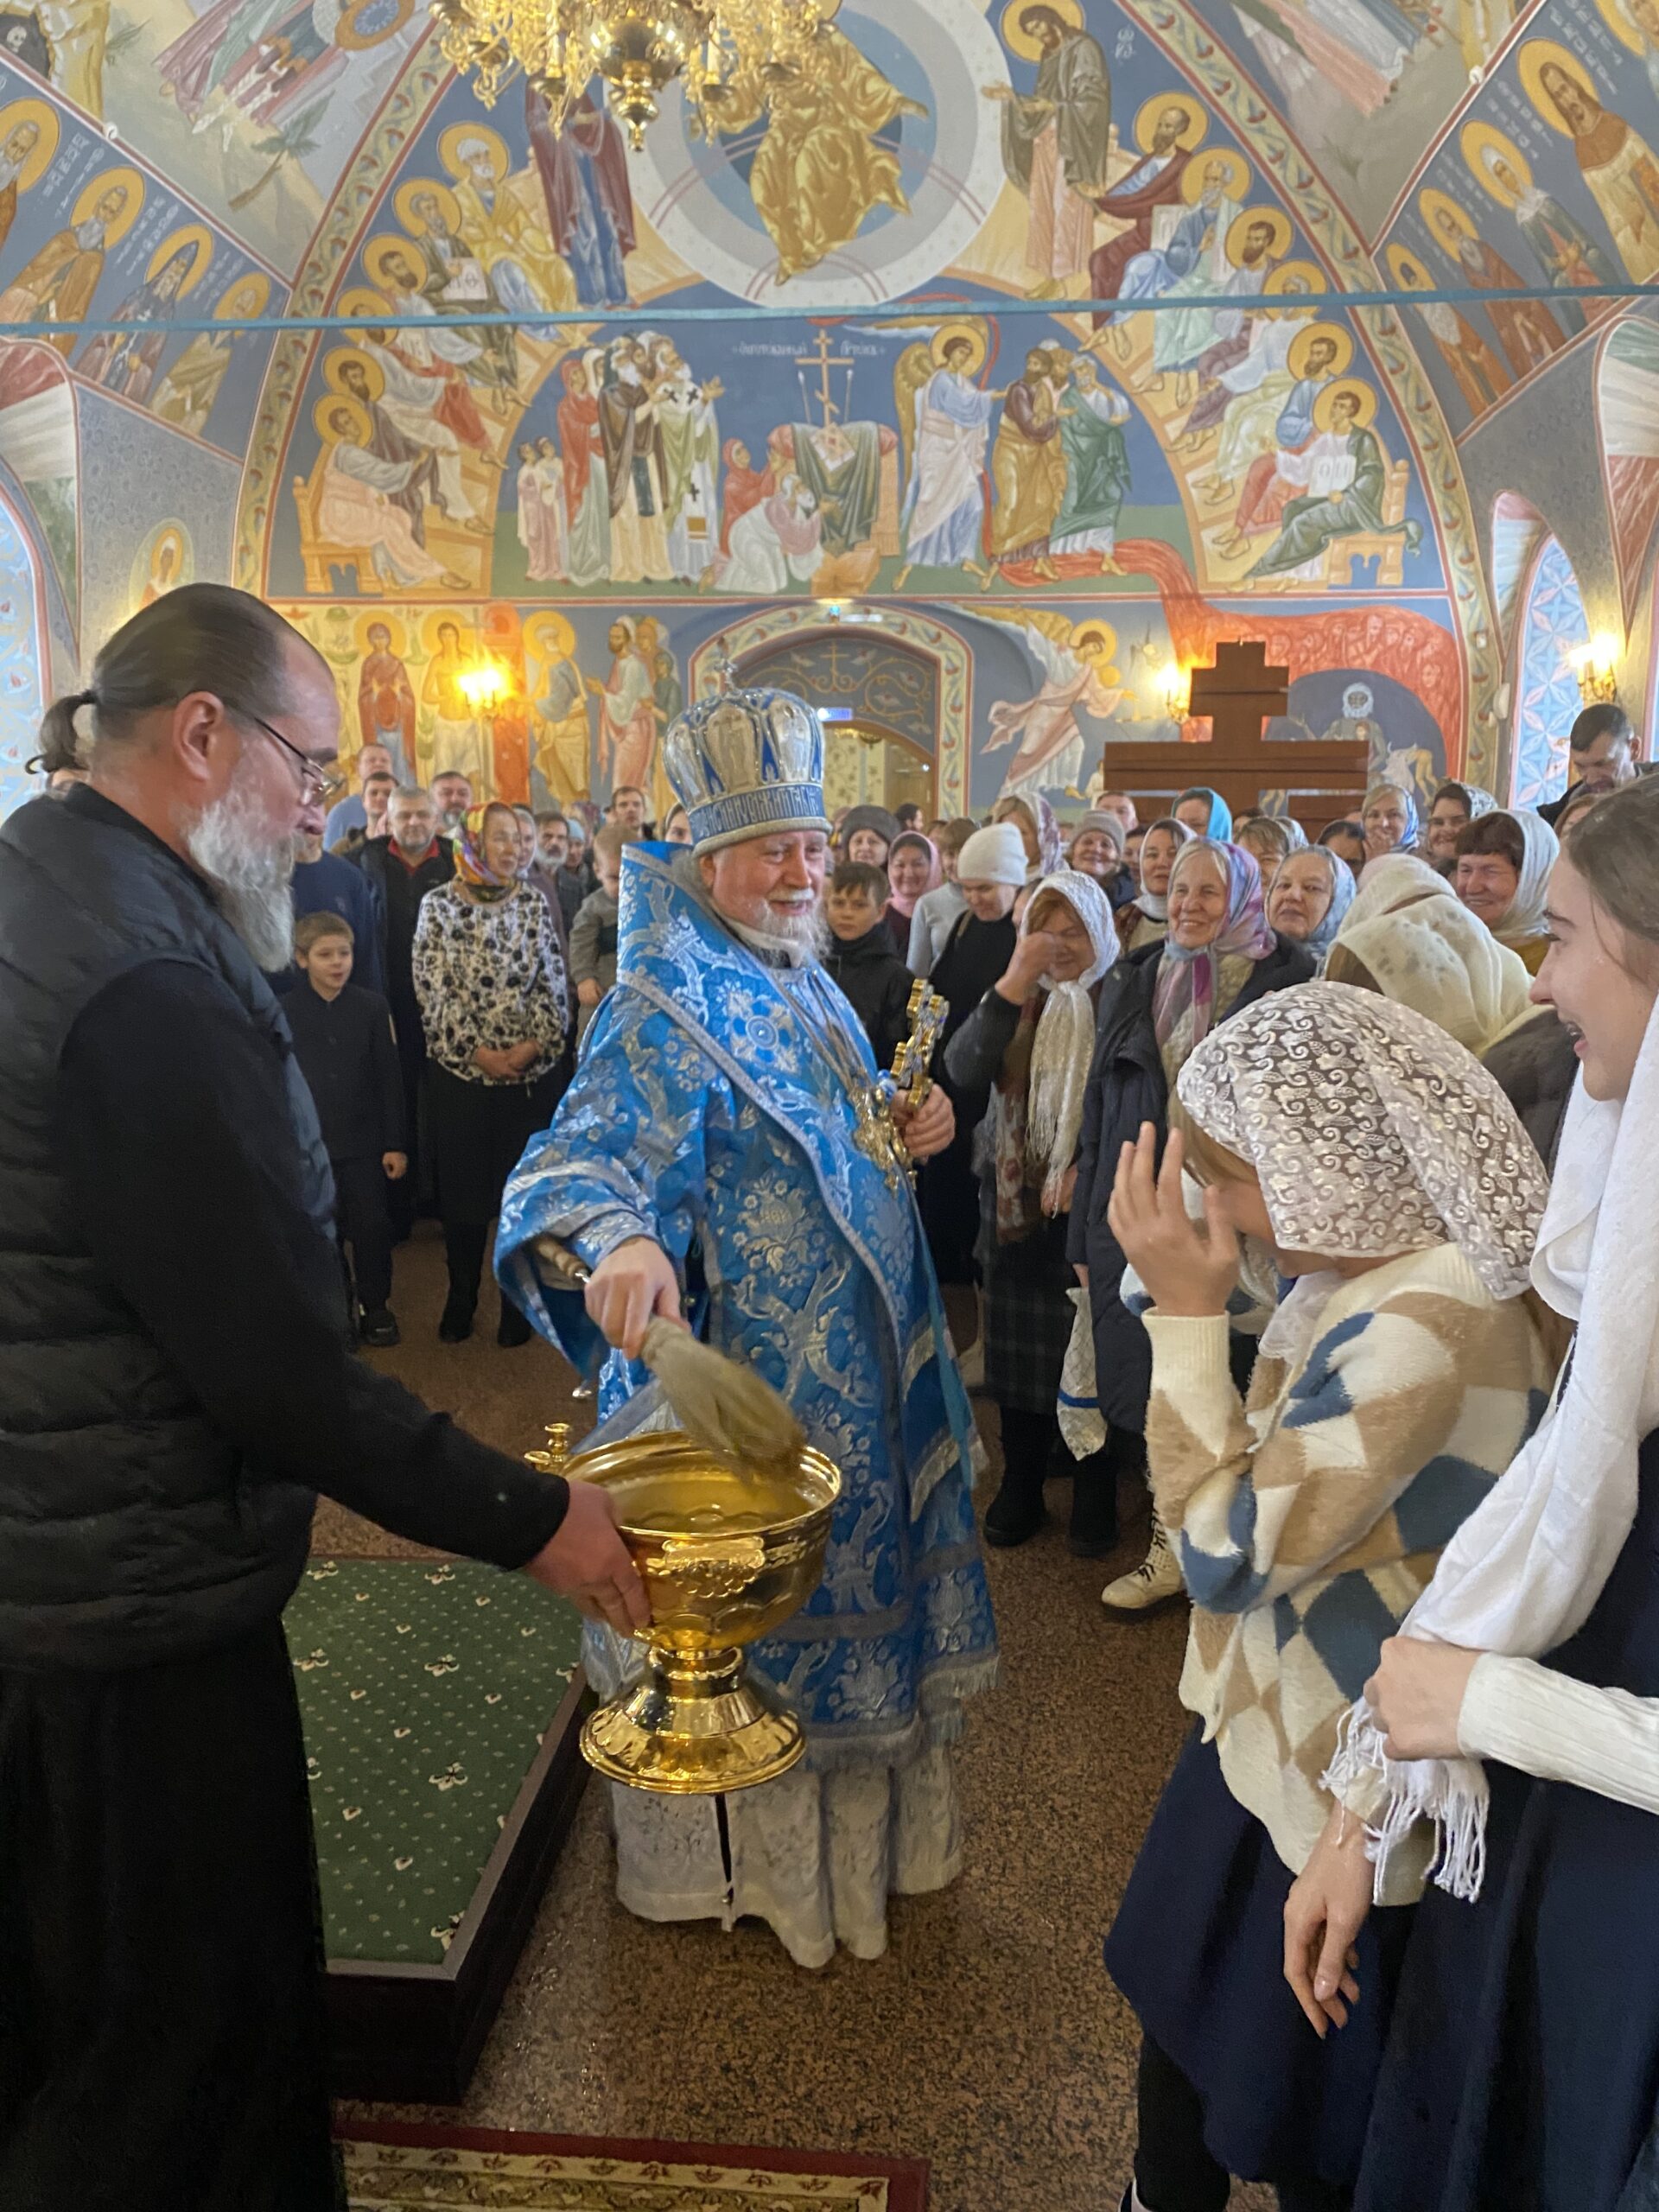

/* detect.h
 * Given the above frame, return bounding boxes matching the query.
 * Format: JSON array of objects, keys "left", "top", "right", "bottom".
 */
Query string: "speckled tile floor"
[{"left": 321, "top": 1228, "right": 1274, "bottom": 2212}]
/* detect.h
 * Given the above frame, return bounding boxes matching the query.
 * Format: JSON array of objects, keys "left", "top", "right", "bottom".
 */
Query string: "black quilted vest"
[{"left": 0, "top": 790, "right": 334, "bottom": 1668}]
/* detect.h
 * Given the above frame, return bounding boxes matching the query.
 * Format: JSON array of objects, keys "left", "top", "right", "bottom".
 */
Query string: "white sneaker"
[{"left": 1100, "top": 1516, "right": 1184, "bottom": 1616}]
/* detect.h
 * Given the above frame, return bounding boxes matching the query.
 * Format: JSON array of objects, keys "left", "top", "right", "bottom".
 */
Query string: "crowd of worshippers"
[{"left": 176, "top": 760, "right": 686, "bottom": 1356}]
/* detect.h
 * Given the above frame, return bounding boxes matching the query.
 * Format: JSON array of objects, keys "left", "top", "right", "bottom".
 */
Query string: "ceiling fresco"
[{"left": 0, "top": 0, "right": 1648, "bottom": 816}]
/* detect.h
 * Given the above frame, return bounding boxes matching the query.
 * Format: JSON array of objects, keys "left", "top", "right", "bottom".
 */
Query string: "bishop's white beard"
[
  {"left": 184, "top": 757, "right": 302, "bottom": 971},
  {"left": 719, "top": 890, "right": 830, "bottom": 969}
]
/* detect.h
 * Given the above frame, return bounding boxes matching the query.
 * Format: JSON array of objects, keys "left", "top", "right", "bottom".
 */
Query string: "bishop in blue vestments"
[{"left": 496, "top": 686, "right": 998, "bottom": 1968}]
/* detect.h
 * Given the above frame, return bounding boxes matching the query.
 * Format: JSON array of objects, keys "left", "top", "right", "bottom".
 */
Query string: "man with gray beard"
[
  {"left": 0, "top": 585, "right": 645, "bottom": 2211},
  {"left": 494, "top": 688, "right": 998, "bottom": 1970}
]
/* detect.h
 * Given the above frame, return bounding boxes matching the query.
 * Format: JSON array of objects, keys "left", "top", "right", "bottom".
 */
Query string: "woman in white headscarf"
[
  {"left": 1452, "top": 806, "right": 1560, "bottom": 974},
  {"left": 1103, "top": 982, "right": 1554, "bottom": 2212},
  {"left": 944, "top": 869, "right": 1120, "bottom": 1555},
  {"left": 1325, "top": 850, "right": 1535, "bottom": 1056},
  {"left": 1308, "top": 776, "right": 1659, "bottom": 2212}
]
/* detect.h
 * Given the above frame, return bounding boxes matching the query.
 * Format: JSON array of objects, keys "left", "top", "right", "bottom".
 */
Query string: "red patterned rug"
[{"left": 337, "top": 2120, "right": 928, "bottom": 2209}]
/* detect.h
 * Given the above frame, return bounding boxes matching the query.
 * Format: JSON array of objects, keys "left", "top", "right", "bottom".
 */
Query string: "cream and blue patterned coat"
[{"left": 496, "top": 848, "right": 998, "bottom": 1767}]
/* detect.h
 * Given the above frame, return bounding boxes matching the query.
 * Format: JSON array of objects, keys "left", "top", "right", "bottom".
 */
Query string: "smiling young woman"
[{"left": 1309, "top": 775, "right": 1659, "bottom": 2212}]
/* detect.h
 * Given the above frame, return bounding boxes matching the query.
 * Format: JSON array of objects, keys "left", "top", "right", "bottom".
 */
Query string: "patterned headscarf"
[
  {"left": 1490, "top": 808, "right": 1560, "bottom": 950},
  {"left": 1270, "top": 843, "right": 1357, "bottom": 965},
  {"left": 1362, "top": 779, "right": 1422, "bottom": 852},
  {"left": 454, "top": 801, "right": 519, "bottom": 902},
  {"left": 1133, "top": 815, "right": 1193, "bottom": 924},
  {"left": 1177, "top": 981, "right": 1548, "bottom": 1300},
  {"left": 997, "top": 793, "right": 1064, "bottom": 879},
  {"left": 1179, "top": 786, "right": 1233, "bottom": 840},
  {"left": 1153, "top": 838, "right": 1275, "bottom": 1068},
  {"left": 1331, "top": 853, "right": 1532, "bottom": 1055}
]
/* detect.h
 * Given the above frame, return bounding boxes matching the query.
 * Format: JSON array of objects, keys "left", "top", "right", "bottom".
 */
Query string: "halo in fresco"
[
  {"left": 355, "top": 609, "right": 410, "bottom": 655},
  {"left": 1001, "top": 0, "right": 1083, "bottom": 59},
  {"left": 1385, "top": 243, "right": 1431, "bottom": 289},
  {"left": 334, "top": 0, "right": 416, "bottom": 49},
  {"left": 1132, "top": 91, "right": 1208, "bottom": 152},
  {"left": 146, "top": 224, "right": 213, "bottom": 297},
  {"left": 129, "top": 518, "right": 194, "bottom": 610},
  {"left": 1517, "top": 40, "right": 1600, "bottom": 132},
  {"left": 930, "top": 318, "right": 989, "bottom": 374},
  {"left": 1595, "top": 0, "right": 1649, "bottom": 51},
  {"left": 0, "top": 98, "right": 56, "bottom": 189},
  {"left": 1419, "top": 187, "right": 1475, "bottom": 241},
  {"left": 215, "top": 271, "right": 271, "bottom": 320},
  {"left": 315, "top": 393, "right": 371, "bottom": 443},
  {"left": 71, "top": 166, "right": 143, "bottom": 244},
  {"left": 1227, "top": 205, "right": 1292, "bottom": 260},
  {"left": 1314, "top": 377, "right": 1376, "bottom": 432},
  {"left": 1181, "top": 147, "right": 1249, "bottom": 203},
  {"left": 630, "top": 0, "right": 1009, "bottom": 307},
  {"left": 1265, "top": 260, "right": 1329, "bottom": 299},
  {"left": 324, "top": 346, "right": 385, "bottom": 399},
  {"left": 393, "top": 179, "right": 463, "bottom": 237},
  {"left": 1289, "top": 321, "right": 1354, "bottom": 378},
  {"left": 438, "top": 123, "right": 510, "bottom": 183},
  {"left": 1461, "top": 120, "right": 1535, "bottom": 208},
  {"left": 525, "top": 611, "right": 577, "bottom": 664}
]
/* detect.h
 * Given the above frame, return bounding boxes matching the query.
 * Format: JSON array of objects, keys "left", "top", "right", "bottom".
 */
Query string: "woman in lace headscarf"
[
  {"left": 1325, "top": 850, "right": 1535, "bottom": 1057},
  {"left": 1071, "top": 839, "right": 1315, "bottom": 1614},
  {"left": 1101, "top": 982, "right": 1555, "bottom": 2212},
  {"left": 945, "top": 870, "right": 1120, "bottom": 1555}
]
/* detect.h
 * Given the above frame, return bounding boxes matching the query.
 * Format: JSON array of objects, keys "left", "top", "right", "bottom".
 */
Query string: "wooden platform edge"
[{"left": 325, "top": 1668, "right": 594, "bottom": 2103}]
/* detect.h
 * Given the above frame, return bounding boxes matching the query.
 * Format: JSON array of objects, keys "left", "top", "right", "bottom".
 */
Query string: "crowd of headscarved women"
[{"left": 831, "top": 696, "right": 1657, "bottom": 2212}]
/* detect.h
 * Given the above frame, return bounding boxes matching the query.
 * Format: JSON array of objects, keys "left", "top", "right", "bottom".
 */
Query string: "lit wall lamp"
[
  {"left": 457, "top": 660, "right": 510, "bottom": 715},
  {"left": 1160, "top": 661, "right": 1192, "bottom": 721},
  {"left": 1567, "top": 632, "right": 1621, "bottom": 708}
]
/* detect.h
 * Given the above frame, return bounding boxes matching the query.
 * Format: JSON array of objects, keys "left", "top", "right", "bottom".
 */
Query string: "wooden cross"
[{"left": 1185, "top": 639, "right": 1291, "bottom": 750}]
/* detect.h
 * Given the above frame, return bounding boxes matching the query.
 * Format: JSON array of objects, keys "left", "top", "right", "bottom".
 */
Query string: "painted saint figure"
[
  {"left": 1247, "top": 383, "right": 1422, "bottom": 580},
  {"left": 0, "top": 179, "right": 135, "bottom": 357},
  {"left": 557, "top": 354, "right": 611, "bottom": 588},
  {"left": 986, "top": 3, "right": 1113, "bottom": 287},
  {"left": 1050, "top": 353, "right": 1132, "bottom": 570},
  {"left": 0, "top": 117, "right": 42, "bottom": 254},
  {"left": 589, "top": 618, "right": 658, "bottom": 791},
  {"left": 357, "top": 620, "right": 417, "bottom": 782},
  {"left": 991, "top": 346, "right": 1068, "bottom": 577},
  {"left": 896, "top": 332, "right": 1001, "bottom": 584},
  {"left": 79, "top": 240, "right": 207, "bottom": 404},
  {"left": 1464, "top": 126, "right": 1615, "bottom": 336},
  {"left": 711, "top": 26, "right": 927, "bottom": 283},
  {"left": 1526, "top": 48, "right": 1659, "bottom": 283},
  {"left": 1089, "top": 98, "right": 1198, "bottom": 315},
  {"left": 524, "top": 81, "right": 635, "bottom": 308},
  {"left": 1422, "top": 194, "right": 1563, "bottom": 376},
  {"left": 516, "top": 438, "right": 567, "bottom": 583}
]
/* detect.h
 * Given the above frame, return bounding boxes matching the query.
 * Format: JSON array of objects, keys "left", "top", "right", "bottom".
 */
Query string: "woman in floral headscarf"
[
  {"left": 944, "top": 870, "right": 1122, "bottom": 1555},
  {"left": 1070, "top": 839, "right": 1315, "bottom": 1613},
  {"left": 994, "top": 791, "right": 1064, "bottom": 880},
  {"left": 413, "top": 802, "right": 569, "bottom": 1345},
  {"left": 1102, "top": 983, "right": 1555, "bottom": 2212},
  {"left": 1362, "top": 779, "right": 1422, "bottom": 860}
]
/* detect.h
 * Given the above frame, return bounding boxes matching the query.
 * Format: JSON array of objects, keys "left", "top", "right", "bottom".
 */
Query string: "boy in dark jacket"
[
  {"left": 286, "top": 912, "right": 407, "bottom": 1347},
  {"left": 824, "top": 861, "right": 915, "bottom": 1071}
]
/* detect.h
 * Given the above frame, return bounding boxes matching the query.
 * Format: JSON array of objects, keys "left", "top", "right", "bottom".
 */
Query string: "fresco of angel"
[{"left": 980, "top": 609, "right": 1122, "bottom": 799}]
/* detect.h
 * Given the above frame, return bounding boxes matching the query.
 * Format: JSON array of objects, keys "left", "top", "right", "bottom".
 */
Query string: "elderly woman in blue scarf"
[{"left": 1265, "top": 843, "right": 1357, "bottom": 970}]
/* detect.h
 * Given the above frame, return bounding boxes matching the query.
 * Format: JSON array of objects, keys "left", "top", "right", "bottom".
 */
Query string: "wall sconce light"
[
  {"left": 457, "top": 660, "right": 509, "bottom": 715},
  {"left": 1567, "top": 633, "right": 1620, "bottom": 708},
  {"left": 1160, "top": 661, "right": 1191, "bottom": 721}
]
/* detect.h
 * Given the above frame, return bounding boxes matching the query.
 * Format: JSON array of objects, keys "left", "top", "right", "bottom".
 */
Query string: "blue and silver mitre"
[{"left": 662, "top": 686, "right": 830, "bottom": 855}]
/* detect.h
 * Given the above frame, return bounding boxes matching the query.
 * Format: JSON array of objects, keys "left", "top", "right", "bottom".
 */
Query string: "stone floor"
[{"left": 323, "top": 1227, "right": 1274, "bottom": 2212}]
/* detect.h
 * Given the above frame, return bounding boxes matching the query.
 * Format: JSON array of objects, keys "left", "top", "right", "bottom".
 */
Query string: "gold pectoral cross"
[{"left": 855, "top": 982, "right": 948, "bottom": 1190}]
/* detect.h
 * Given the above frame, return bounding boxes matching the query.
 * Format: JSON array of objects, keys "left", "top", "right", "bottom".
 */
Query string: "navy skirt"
[
  {"left": 1106, "top": 1726, "right": 1413, "bottom": 2191},
  {"left": 1357, "top": 1427, "right": 1659, "bottom": 2212}
]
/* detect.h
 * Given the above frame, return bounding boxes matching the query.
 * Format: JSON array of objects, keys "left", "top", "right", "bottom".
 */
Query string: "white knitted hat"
[{"left": 957, "top": 821, "right": 1027, "bottom": 887}]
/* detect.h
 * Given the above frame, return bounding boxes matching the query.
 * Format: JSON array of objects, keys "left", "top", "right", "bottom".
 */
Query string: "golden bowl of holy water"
[{"left": 527, "top": 1425, "right": 842, "bottom": 1794}]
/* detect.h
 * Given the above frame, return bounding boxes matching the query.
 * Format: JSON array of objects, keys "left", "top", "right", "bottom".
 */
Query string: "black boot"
[
  {"left": 1068, "top": 1443, "right": 1120, "bottom": 1559},
  {"left": 496, "top": 1300, "right": 533, "bottom": 1348},
  {"left": 440, "top": 1222, "right": 486, "bottom": 1344},
  {"left": 983, "top": 1407, "right": 1052, "bottom": 1547}
]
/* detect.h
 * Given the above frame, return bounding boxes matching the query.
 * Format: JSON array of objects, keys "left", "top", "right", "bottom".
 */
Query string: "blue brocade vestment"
[{"left": 496, "top": 848, "right": 998, "bottom": 1770}]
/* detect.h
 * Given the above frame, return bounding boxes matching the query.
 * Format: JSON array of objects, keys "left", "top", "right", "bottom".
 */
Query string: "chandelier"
[{"left": 431, "top": 0, "right": 829, "bottom": 149}]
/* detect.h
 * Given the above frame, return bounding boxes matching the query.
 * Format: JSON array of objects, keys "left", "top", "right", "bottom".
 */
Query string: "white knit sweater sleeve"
[{"left": 1458, "top": 1652, "right": 1659, "bottom": 1818}]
